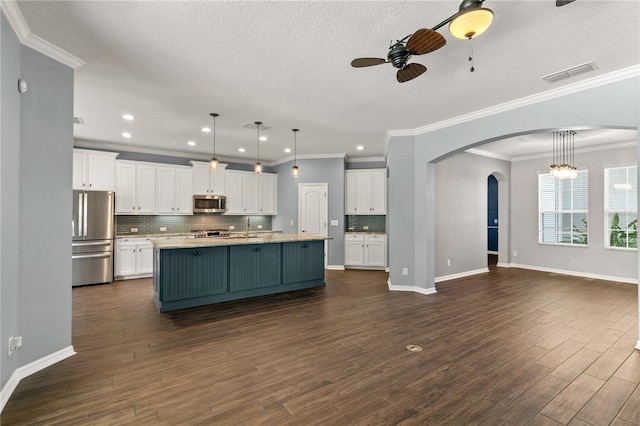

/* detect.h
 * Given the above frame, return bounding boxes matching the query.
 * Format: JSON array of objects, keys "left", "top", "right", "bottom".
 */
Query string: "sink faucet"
[{"left": 246, "top": 216, "right": 250, "bottom": 238}]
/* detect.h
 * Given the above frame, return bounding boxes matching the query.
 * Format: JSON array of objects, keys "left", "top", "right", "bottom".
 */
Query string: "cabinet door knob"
[
  {"left": 138, "top": 206, "right": 141, "bottom": 210},
  {"left": 89, "top": 183, "right": 92, "bottom": 187},
  {"left": 176, "top": 207, "right": 179, "bottom": 211}
]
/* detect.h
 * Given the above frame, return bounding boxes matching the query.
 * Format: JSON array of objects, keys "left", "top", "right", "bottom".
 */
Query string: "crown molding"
[
  {"left": 511, "top": 140, "right": 638, "bottom": 162},
  {"left": 269, "top": 153, "right": 347, "bottom": 167},
  {"left": 346, "top": 156, "right": 386, "bottom": 163},
  {"left": 465, "top": 148, "right": 512, "bottom": 162},
  {"left": 387, "top": 65, "right": 640, "bottom": 141},
  {"left": 1, "top": 1, "right": 85, "bottom": 69}
]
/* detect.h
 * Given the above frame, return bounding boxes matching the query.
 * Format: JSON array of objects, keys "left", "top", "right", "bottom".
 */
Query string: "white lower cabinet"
[
  {"left": 115, "top": 238, "right": 154, "bottom": 278},
  {"left": 344, "top": 234, "right": 387, "bottom": 269}
]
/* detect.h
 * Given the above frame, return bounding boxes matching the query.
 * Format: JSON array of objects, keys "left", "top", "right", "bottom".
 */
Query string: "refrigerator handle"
[
  {"left": 83, "top": 192, "right": 88, "bottom": 238},
  {"left": 72, "top": 219, "right": 75, "bottom": 237},
  {"left": 77, "top": 192, "right": 84, "bottom": 238}
]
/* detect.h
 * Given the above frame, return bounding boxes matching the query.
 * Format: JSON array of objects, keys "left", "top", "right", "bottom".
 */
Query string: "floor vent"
[
  {"left": 73, "top": 117, "right": 85, "bottom": 125},
  {"left": 542, "top": 61, "right": 597, "bottom": 83}
]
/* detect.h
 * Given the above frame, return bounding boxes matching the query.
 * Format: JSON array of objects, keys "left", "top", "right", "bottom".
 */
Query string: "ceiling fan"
[{"left": 352, "top": 0, "right": 574, "bottom": 83}]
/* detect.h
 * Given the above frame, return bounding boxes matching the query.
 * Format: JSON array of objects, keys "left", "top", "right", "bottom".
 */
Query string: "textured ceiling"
[{"left": 14, "top": 1, "right": 640, "bottom": 163}]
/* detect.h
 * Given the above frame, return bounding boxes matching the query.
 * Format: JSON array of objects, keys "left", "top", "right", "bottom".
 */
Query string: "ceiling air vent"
[
  {"left": 542, "top": 61, "right": 597, "bottom": 83},
  {"left": 73, "top": 117, "right": 84, "bottom": 125}
]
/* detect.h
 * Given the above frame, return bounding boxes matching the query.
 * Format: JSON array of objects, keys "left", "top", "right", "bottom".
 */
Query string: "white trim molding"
[
  {"left": 0, "top": 345, "right": 76, "bottom": 412},
  {"left": 387, "top": 279, "right": 437, "bottom": 296},
  {"left": 269, "top": 153, "right": 347, "bottom": 167},
  {"left": 510, "top": 263, "right": 638, "bottom": 285},
  {"left": 326, "top": 265, "right": 345, "bottom": 271},
  {"left": 496, "top": 262, "right": 511, "bottom": 268},
  {"left": 435, "top": 268, "right": 490, "bottom": 283},
  {"left": 635, "top": 341, "right": 640, "bottom": 351},
  {"left": 0, "top": 1, "right": 85, "bottom": 69},
  {"left": 386, "top": 65, "right": 640, "bottom": 142}
]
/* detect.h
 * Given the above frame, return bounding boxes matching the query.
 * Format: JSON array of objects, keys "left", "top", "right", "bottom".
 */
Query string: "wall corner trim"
[
  {"left": 387, "top": 279, "right": 437, "bottom": 296},
  {"left": 326, "top": 265, "right": 345, "bottom": 271},
  {"left": 434, "top": 268, "right": 490, "bottom": 283},
  {"left": 636, "top": 341, "right": 640, "bottom": 351},
  {"left": 0, "top": 345, "right": 76, "bottom": 412},
  {"left": 0, "top": 1, "right": 85, "bottom": 69}
]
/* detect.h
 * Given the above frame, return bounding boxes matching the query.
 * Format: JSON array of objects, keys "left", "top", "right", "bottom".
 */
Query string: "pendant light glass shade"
[
  {"left": 449, "top": 4, "right": 493, "bottom": 39},
  {"left": 210, "top": 113, "right": 219, "bottom": 171},
  {"left": 550, "top": 130, "right": 578, "bottom": 179},
  {"left": 254, "top": 121, "right": 262, "bottom": 175},
  {"left": 292, "top": 128, "right": 299, "bottom": 178}
]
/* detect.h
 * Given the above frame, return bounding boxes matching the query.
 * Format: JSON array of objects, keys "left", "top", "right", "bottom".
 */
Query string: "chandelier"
[{"left": 550, "top": 130, "right": 577, "bottom": 179}]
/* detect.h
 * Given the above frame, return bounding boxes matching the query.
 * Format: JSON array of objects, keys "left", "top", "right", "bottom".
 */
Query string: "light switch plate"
[
  {"left": 330, "top": 220, "right": 339, "bottom": 226},
  {"left": 131, "top": 227, "right": 138, "bottom": 232}
]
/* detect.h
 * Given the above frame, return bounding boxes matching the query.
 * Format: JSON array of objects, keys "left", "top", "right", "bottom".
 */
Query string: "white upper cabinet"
[
  {"left": 73, "top": 149, "right": 118, "bottom": 191},
  {"left": 345, "top": 169, "right": 386, "bottom": 214},
  {"left": 156, "top": 166, "right": 193, "bottom": 215},
  {"left": 225, "top": 171, "right": 277, "bottom": 215},
  {"left": 191, "top": 161, "right": 227, "bottom": 196},
  {"left": 115, "top": 161, "right": 157, "bottom": 214}
]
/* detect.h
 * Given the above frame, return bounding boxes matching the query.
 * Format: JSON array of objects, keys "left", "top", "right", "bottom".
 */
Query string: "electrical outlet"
[
  {"left": 160, "top": 227, "right": 167, "bottom": 232},
  {"left": 513, "top": 251, "right": 518, "bottom": 257},
  {"left": 8, "top": 336, "right": 22, "bottom": 356},
  {"left": 229, "top": 226, "right": 235, "bottom": 230},
  {"left": 290, "top": 220, "right": 294, "bottom": 226},
  {"left": 130, "top": 227, "right": 138, "bottom": 233},
  {"left": 402, "top": 268, "right": 408, "bottom": 276},
  {"left": 447, "top": 259, "right": 451, "bottom": 266},
  {"left": 258, "top": 225, "right": 263, "bottom": 229},
  {"left": 363, "top": 226, "right": 369, "bottom": 230}
]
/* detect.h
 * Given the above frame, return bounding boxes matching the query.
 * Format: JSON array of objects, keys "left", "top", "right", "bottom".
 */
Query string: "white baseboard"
[
  {"left": 435, "top": 268, "right": 490, "bottom": 283},
  {"left": 496, "top": 262, "right": 511, "bottom": 268},
  {"left": 487, "top": 251, "right": 498, "bottom": 255},
  {"left": 509, "top": 263, "right": 638, "bottom": 285},
  {"left": 636, "top": 340, "right": 640, "bottom": 351},
  {"left": 326, "top": 265, "right": 345, "bottom": 271},
  {"left": 1, "top": 345, "right": 76, "bottom": 412},
  {"left": 387, "top": 279, "right": 437, "bottom": 296}
]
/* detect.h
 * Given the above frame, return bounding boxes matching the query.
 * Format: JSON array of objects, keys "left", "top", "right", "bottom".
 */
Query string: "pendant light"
[
  {"left": 292, "top": 128, "right": 299, "bottom": 178},
  {"left": 254, "top": 121, "right": 262, "bottom": 174},
  {"left": 209, "top": 113, "right": 219, "bottom": 171},
  {"left": 550, "top": 130, "right": 577, "bottom": 179},
  {"left": 449, "top": 0, "right": 493, "bottom": 40}
]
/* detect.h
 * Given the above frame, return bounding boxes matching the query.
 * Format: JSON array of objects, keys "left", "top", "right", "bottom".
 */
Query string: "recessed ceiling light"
[
  {"left": 187, "top": 141, "right": 196, "bottom": 146},
  {"left": 284, "top": 148, "right": 292, "bottom": 153},
  {"left": 259, "top": 136, "right": 267, "bottom": 141},
  {"left": 122, "top": 132, "right": 132, "bottom": 138},
  {"left": 122, "top": 114, "right": 135, "bottom": 121},
  {"left": 201, "top": 127, "right": 211, "bottom": 133},
  {"left": 357, "top": 145, "right": 364, "bottom": 150},
  {"left": 238, "top": 148, "right": 246, "bottom": 153}
]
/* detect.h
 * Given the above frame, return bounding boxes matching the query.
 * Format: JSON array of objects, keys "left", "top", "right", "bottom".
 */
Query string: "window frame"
[
  {"left": 604, "top": 164, "right": 637, "bottom": 251},
  {"left": 538, "top": 169, "right": 589, "bottom": 247}
]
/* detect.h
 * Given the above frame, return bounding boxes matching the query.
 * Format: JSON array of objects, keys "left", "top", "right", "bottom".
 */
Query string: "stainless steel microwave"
[{"left": 193, "top": 195, "right": 227, "bottom": 214}]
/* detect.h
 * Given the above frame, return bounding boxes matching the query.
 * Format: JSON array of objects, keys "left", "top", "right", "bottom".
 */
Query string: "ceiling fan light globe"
[{"left": 449, "top": 7, "right": 493, "bottom": 40}]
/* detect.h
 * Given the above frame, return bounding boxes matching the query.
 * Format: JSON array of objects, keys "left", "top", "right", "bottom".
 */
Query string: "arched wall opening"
[{"left": 386, "top": 73, "right": 639, "bottom": 349}]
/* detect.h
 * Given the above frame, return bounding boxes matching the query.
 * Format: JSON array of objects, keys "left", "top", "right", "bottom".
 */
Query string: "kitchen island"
[{"left": 152, "top": 234, "right": 329, "bottom": 312}]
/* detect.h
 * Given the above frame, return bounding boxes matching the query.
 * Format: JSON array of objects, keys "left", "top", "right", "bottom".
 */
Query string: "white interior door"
[{"left": 298, "top": 183, "right": 328, "bottom": 266}]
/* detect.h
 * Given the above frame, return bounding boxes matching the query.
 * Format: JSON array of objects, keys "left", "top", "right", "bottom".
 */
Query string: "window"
[
  {"left": 539, "top": 170, "right": 588, "bottom": 246},
  {"left": 605, "top": 165, "right": 637, "bottom": 249}
]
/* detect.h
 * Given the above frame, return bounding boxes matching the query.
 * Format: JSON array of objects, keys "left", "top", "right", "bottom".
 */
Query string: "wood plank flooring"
[{"left": 1, "top": 267, "right": 639, "bottom": 425}]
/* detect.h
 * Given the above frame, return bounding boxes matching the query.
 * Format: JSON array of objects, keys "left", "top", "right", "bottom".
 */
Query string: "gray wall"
[
  {"left": 434, "top": 152, "right": 511, "bottom": 277},
  {"left": 272, "top": 158, "right": 345, "bottom": 266},
  {"left": 1, "top": 13, "right": 73, "bottom": 390},
  {"left": 387, "top": 76, "right": 640, "bottom": 291},
  {"left": 511, "top": 145, "right": 637, "bottom": 280}
]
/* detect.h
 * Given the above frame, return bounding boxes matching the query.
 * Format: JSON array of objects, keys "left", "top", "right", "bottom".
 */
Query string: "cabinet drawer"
[{"left": 345, "top": 234, "right": 365, "bottom": 242}]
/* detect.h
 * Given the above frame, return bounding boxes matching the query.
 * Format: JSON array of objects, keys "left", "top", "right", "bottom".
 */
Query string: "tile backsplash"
[
  {"left": 116, "top": 215, "right": 272, "bottom": 235},
  {"left": 345, "top": 215, "right": 386, "bottom": 233}
]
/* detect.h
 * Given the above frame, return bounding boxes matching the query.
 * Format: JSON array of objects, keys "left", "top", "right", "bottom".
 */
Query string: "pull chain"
[{"left": 468, "top": 38, "right": 475, "bottom": 72}]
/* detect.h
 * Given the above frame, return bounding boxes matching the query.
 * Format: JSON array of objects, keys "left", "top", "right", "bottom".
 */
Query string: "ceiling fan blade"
[
  {"left": 351, "top": 58, "right": 386, "bottom": 68},
  {"left": 556, "top": 0, "right": 576, "bottom": 6},
  {"left": 397, "top": 63, "right": 427, "bottom": 83},
  {"left": 406, "top": 28, "right": 446, "bottom": 55}
]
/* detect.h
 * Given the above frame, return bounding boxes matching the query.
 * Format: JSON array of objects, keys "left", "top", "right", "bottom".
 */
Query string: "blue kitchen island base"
[{"left": 152, "top": 237, "right": 327, "bottom": 312}]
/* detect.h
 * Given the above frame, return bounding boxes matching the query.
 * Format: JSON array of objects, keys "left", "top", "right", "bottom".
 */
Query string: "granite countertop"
[
  {"left": 116, "top": 230, "right": 283, "bottom": 239},
  {"left": 152, "top": 234, "right": 331, "bottom": 249}
]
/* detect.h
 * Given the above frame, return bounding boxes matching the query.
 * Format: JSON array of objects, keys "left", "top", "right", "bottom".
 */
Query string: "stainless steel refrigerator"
[{"left": 72, "top": 190, "right": 115, "bottom": 286}]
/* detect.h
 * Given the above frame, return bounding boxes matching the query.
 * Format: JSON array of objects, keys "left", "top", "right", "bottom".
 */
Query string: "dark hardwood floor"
[{"left": 2, "top": 267, "right": 639, "bottom": 425}]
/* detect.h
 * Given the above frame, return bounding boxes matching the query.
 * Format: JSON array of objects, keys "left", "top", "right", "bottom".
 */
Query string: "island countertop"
[{"left": 151, "top": 234, "right": 330, "bottom": 249}]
